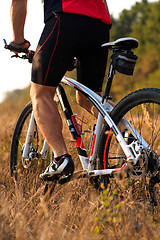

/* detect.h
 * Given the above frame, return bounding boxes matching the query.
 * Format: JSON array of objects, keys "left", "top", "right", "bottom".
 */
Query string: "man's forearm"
[{"left": 10, "top": 0, "right": 27, "bottom": 43}]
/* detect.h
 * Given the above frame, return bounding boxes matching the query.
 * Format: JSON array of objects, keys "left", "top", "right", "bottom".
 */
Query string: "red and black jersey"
[{"left": 44, "top": 0, "right": 112, "bottom": 26}]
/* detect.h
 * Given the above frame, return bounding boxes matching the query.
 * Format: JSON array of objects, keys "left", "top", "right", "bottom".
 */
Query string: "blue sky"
[{"left": 0, "top": 0, "right": 156, "bottom": 102}]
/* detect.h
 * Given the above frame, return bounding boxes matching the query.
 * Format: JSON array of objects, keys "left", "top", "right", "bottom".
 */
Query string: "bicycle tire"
[
  {"left": 10, "top": 101, "right": 49, "bottom": 180},
  {"left": 98, "top": 88, "right": 160, "bottom": 193}
]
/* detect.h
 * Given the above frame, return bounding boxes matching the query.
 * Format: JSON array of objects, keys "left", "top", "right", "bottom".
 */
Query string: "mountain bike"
[{"left": 4, "top": 37, "right": 160, "bottom": 205}]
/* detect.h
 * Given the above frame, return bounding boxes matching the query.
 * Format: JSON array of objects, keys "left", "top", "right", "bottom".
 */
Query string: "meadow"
[{"left": 0, "top": 87, "right": 160, "bottom": 240}]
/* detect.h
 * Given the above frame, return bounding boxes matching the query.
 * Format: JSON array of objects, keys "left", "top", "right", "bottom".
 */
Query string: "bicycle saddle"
[{"left": 102, "top": 37, "right": 139, "bottom": 50}]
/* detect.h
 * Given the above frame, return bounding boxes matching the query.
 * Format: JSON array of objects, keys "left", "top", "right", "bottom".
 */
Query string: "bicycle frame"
[
  {"left": 7, "top": 37, "right": 160, "bottom": 206},
  {"left": 22, "top": 75, "right": 150, "bottom": 177}
]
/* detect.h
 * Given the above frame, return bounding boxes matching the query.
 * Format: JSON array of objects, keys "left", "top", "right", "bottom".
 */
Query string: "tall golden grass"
[{"left": 0, "top": 90, "right": 160, "bottom": 240}]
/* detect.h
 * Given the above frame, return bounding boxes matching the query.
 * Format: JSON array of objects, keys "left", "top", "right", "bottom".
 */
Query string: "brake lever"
[{"left": 3, "top": 39, "right": 7, "bottom": 48}]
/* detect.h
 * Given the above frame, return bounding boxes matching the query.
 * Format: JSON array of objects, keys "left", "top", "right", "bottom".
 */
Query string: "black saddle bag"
[{"left": 111, "top": 51, "right": 138, "bottom": 75}]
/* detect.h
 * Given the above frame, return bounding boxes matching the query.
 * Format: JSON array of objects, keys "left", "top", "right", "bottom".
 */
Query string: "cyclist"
[{"left": 10, "top": 0, "right": 112, "bottom": 180}]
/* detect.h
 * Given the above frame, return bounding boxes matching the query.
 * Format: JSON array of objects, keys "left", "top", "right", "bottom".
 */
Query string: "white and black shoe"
[{"left": 40, "top": 154, "right": 74, "bottom": 180}]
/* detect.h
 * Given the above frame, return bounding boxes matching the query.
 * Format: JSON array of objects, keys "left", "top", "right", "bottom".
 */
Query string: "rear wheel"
[{"left": 98, "top": 88, "right": 160, "bottom": 204}]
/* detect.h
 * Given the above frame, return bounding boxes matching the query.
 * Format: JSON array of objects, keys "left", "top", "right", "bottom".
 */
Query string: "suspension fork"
[
  {"left": 56, "top": 84, "right": 90, "bottom": 170},
  {"left": 22, "top": 109, "right": 50, "bottom": 160},
  {"left": 22, "top": 112, "right": 36, "bottom": 159}
]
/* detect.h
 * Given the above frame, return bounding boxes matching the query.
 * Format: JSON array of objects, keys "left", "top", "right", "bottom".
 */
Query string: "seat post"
[{"left": 102, "top": 62, "right": 115, "bottom": 103}]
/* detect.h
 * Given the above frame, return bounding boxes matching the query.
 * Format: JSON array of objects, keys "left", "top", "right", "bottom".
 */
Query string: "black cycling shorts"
[{"left": 31, "top": 13, "right": 110, "bottom": 92}]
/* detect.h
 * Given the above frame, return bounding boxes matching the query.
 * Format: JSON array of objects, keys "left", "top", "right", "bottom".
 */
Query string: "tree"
[
  {"left": 110, "top": 0, "right": 149, "bottom": 40},
  {"left": 109, "top": 1, "right": 160, "bottom": 101}
]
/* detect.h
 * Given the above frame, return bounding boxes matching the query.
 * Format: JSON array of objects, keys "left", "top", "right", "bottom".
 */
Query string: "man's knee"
[{"left": 30, "top": 82, "right": 56, "bottom": 101}]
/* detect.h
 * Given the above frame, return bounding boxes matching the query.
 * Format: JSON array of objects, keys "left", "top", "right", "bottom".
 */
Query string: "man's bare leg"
[
  {"left": 76, "top": 91, "right": 125, "bottom": 132},
  {"left": 76, "top": 91, "right": 116, "bottom": 117},
  {"left": 30, "top": 82, "right": 67, "bottom": 158},
  {"left": 76, "top": 91, "right": 102, "bottom": 118}
]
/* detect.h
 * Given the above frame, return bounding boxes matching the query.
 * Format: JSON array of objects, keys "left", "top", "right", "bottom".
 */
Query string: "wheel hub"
[{"left": 21, "top": 145, "right": 38, "bottom": 168}]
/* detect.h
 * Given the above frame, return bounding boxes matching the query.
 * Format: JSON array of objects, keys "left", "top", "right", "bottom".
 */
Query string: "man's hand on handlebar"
[
  {"left": 4, "top": 39, "right": 35, "bottom": 63},
  {"left": 8, "top": 39, "right": 31, "bottom": 54}
]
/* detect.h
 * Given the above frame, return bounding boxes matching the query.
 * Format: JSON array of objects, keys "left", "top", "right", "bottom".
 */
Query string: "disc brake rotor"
[{"left": 22, "top": 157, "right": 32, "bottom": 168}]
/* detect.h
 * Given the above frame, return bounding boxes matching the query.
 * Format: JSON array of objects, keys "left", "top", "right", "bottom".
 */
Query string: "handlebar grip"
[{"left": 3, "top": 39, "right": 35, "bottom": 63}]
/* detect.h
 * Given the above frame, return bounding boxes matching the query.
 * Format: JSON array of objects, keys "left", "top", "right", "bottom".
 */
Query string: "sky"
[{"left": 0, "top": 0, "right": 156, "bottom": 102}]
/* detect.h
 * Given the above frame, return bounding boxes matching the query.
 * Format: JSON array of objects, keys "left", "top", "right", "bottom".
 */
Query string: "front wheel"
[
  {"left": 98, "top": 88, "right": 160, "bottom": 203},
  {"left": 10, "top": 101, "right": 50, "bottom": 181}
]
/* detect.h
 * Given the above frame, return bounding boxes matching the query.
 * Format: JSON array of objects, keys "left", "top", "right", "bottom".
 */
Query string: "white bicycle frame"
[{"left": 22, "top": 76, "right": 150, "bottom": 177}]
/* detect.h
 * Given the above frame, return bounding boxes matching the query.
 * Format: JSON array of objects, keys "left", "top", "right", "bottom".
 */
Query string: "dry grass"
[{"left": 0, "top": 97, "right": 160, "bottom": 240}]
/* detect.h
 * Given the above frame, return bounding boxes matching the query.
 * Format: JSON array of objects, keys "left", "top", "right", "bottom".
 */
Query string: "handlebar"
[{"left": 3, "top": 39, "right": 35, "bottom": 63}]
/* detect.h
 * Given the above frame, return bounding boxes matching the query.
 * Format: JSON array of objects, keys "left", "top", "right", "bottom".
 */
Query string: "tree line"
[{"left": 109, "top": 0, "right": 160, "bottom": 101}]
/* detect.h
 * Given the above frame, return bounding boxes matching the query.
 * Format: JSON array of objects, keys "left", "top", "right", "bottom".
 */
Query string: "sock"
[{"left": 54, "top": 153, "right": 70, "bottom": 162}]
